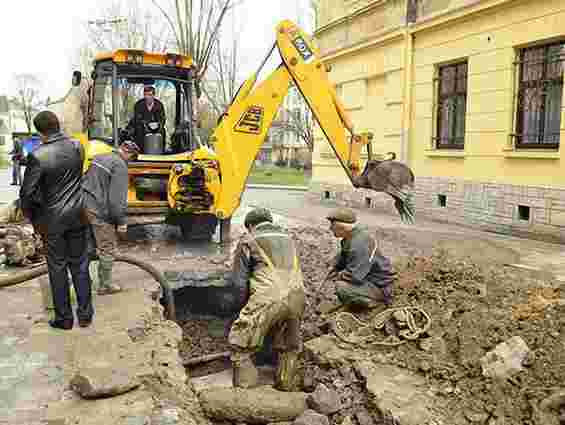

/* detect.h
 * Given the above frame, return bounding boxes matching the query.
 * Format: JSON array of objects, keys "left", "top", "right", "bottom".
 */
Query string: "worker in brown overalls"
[{"left": 227, "top": 208, "right": 305, "bottom": 391}]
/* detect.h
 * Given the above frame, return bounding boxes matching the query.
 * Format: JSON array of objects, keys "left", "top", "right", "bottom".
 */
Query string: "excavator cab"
[{"left": 73, "top": 50, "right": 223, "bottom": 240}]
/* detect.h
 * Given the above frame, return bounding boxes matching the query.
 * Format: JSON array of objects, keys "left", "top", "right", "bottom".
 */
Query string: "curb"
[{"left": 246, "top": 184, "right": 309, "bottom": 191}]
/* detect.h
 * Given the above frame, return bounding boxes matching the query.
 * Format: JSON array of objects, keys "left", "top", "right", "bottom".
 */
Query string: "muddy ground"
[{"left": 173, "top": 224, "right": 564, "bottom": 425}]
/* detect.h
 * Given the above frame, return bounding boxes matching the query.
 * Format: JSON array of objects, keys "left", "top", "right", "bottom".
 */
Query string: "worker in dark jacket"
[
  {"left": 325, "top": 207, "right": 394, "bottom": 309},
  {"left": 20, "top": 111, "right": 93, "bottom": 330},
  {"left": 83, "top": 141, "right": 140, "bottom": 295},
  {"left": 10, "top": 137, "right": 23, "bottom": 185},
  {"left": 227, "top": 208, "right": 305, "bottom": 391},
  {"left": 126, "top": 86, "right": 166, "bottom": 153}
]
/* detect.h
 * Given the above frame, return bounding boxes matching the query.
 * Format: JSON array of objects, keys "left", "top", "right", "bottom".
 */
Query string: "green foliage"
[
  {"left": 0, "top": 155, "right": 10, "bottom": 169},
  {"left": 247, "top": 166, "right": 309, "bottom": 186}
]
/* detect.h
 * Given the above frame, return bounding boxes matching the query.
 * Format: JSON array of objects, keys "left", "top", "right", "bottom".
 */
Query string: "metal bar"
[{"left": 112, "top": 64, "right": 119, "bottom": 147}]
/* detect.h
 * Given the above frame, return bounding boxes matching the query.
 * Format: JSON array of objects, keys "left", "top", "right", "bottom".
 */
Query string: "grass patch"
[
  {"left": 0, "top": 155, "right": 10, "bottom": 169},
  {"left": 247, "top": 165, "right": 309, "bottom": 186}
]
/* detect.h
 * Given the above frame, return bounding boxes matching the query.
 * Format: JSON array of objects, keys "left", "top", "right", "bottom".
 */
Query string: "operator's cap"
[
  {"left": 143, "top": 85, "right": 155, "bottom": 94},
  {"left": 326, "top": 207, "right": 357, "bottom": 224},
  {"left": 244, "top": 208, "right": 273, "bottom": 229},
  {"left": 120, "top": 140, "right": 141, "bottom": 154}
]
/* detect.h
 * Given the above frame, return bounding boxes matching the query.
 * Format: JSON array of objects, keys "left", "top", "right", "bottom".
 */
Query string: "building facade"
[
  {"left": 311, "top": 0, "right": 565, "bottom": 242},
  {"left": 0, "top": 96, "right": 31, "bottom": 159}
]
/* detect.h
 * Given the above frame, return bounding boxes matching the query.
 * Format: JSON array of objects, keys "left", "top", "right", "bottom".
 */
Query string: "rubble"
[
  {"left": 306, "top": 383, "right": 341, "bottom": 415},
  {"left": 172, "top": 225, "right": 565, "bottom": 425},
  {"left": 293, "top": 409, "right": 330, "bottom": 425},
  {"left": 479, "top": 336, "right": 530, "bottom": 379},
  {"left": 70, "top": 367, "right": 140, "bottom": 399}
]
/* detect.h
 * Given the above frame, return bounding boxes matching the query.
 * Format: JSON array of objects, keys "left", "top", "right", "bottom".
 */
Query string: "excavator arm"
[{"left": 211, "top": 20, "right": 373, "bottom": 220}]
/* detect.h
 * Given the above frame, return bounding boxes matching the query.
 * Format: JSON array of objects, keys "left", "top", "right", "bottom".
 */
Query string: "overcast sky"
[{"left": 0, "top": 0, "right": 314, "bottom": 101}]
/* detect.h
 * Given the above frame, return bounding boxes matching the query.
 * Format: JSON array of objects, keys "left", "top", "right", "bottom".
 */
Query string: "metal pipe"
[{"left": 0, "top": 254, "right": 176, "bottom": 321}]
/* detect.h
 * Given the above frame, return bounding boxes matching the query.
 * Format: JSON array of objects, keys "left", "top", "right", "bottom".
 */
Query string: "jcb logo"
[
  {"left": 292, "top": 35, "right": 313, "bottom": 62},
  {"left": 235, "top": 105, "right": 264, "bottom": 134}
]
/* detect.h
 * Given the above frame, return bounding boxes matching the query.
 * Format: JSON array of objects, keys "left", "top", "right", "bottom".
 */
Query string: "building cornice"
[
  {"left": 315, "top": 0, "right": 388, "bottom": 36},
  {"left": 408, "top": 0, "right": 527, "bottom": 35},
  {"left": 320, "top": 27, "right": 406, "bottom": 62}
]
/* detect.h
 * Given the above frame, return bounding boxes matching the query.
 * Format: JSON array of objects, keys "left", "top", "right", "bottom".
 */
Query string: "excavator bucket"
[{"left": 355, "top": 160, "right": 416, "bottom": 224}]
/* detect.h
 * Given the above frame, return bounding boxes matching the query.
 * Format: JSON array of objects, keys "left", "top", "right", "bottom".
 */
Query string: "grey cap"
[
  {"left": 326, "top": 207, "right": 357, "bottom": 224},
  {"left": 244, "top": 208, "right": 273, "bottom": 229}
]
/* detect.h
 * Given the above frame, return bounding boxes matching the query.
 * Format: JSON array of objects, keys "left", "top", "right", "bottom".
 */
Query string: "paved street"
[{"left": 2, "top": 176, "right": 565, "bottom": 423}]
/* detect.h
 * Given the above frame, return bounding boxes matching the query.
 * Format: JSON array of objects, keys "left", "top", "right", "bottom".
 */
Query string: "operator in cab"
[
  {"left": 324, "top": 207, "right": 395, "bottom": 311},
  {"left": 227, "top": 208, "right": 306, "bottom": 391},
  {"left": 126, "top": 85, "right": 166, "bottom": 153}
]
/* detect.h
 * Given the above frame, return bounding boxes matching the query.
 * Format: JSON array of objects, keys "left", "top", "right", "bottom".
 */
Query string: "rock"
[
  {"left": 480, "top": 336, "right": 530, "bottom": 379},
  {"left": 540, "top": 390, "right": 565, "bottom": 411},
  {"left": 353, "top": 361, "right": 433, "bottom": 425},
  {"left": 293, "top": 410, "right": 329, "bottom": 425},
  {"left": 341, "top": 417, "right": 354, "bottom": 425},
  {"left": 464, "top": 410, "right": 490, "bottom": 423},
  {"left": 355, "top": 410, "right": 375, "bottom": 425},
  {"left": 70, "top": 366, "right": 140, "bottom": 399},
  {"left": 418, "top": 337, "right": 434, "bottom": 352},
  {"left": 199, "top": 386, "right": 308, "bottom": 423},
  {"left": 304, "top": 335, "right": 360, "bottom": 367},
  {"left": 307, "top": 383, "right": 341, "bottom": 415}
]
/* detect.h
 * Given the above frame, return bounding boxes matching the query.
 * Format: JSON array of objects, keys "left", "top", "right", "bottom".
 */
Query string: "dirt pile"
[
  {"left": 294, "top": 226, "right": 565, "bottom": 425},
  {"left": 176, "top": 225, "right": 565, "bottom": 424}
]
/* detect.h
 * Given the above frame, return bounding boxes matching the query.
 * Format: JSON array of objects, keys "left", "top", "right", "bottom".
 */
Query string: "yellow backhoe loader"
[{"left": 72, "top": 20, "right": 415, "bottom": 243}]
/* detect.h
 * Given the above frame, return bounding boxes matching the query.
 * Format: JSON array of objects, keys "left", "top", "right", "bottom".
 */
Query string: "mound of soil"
[{"left": 177, "top": 225, "right": 565, "bottom": 424}]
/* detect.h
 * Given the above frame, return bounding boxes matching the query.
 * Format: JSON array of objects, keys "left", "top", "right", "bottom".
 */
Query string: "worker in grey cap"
[
  {"left": 83, "top": 140, "right": 141, "bottom": 295},
  {"left": 227, "top": 207, "right": 305, "bottom": 391},
  {"left": 325, "top": 207, "right": 394, "bottom": 310}
]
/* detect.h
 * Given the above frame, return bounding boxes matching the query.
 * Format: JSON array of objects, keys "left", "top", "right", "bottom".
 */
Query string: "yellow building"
[{"left": 311, "top": 0, "right": 565, "bottom": 242}]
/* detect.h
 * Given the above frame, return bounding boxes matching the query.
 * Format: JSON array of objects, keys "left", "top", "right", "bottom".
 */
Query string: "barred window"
[
  {"left": 435, "top": 61, "right": 468, "bottom": 149},
  {"left": 515, "top": 42, "right": 564, "bottom": 148}
]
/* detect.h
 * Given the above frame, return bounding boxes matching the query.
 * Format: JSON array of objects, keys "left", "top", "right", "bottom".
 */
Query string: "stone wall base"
[{"left": 308, "top": 177, "right": 565, "bottom": 244}]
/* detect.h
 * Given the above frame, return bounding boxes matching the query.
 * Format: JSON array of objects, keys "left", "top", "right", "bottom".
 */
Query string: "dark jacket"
[
  {"left": 82, "top": 151, "right": 129, "bottom": 226},
  {"left": 333, "top": 224, "right": 395, "bottom": 288},
  {"left": 10, "top": 139, "right": 23, "bottom": 161},
  {"left": 20, "top": 132, "right": 85, "bottom": 234},
  {"left": 127, "top": 99, "right": 166, "bottom": 150}
]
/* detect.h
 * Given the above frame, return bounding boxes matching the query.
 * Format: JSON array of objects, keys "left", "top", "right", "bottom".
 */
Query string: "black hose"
[{"left": 0, "top": 254, "right": 176, "bottom": 321}]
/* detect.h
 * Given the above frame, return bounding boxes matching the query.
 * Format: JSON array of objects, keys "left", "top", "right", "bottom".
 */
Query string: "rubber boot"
[
  {"left": 231, "top": 353, "right": 259, "bottom": 389},
  {"left": 275, "top": 351, "right": 301, "bottom": 392},
  {"left": 97, "top": 254, "right": 121, "bottom": 295}
]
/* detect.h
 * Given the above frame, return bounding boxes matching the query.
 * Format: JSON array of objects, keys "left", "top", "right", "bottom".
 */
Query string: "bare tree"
[
  {"left": 283, "top": 108, "right": 315, "bottom": 152},
  {"left": 151, "top": 0, "right": 243, "bottom": 91},
  {"left": 13, "top": 74, "right": 43, "bottom": 133},
  {"left": 73, "top": 0, "right": 173, "bottom": 131}
]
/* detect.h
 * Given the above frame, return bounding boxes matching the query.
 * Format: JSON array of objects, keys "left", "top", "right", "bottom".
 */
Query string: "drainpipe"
[{"left": 401, "top": 25, "right": 415, "bottom": 165}]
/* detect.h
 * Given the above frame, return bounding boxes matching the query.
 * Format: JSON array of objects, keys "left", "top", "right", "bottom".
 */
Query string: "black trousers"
[{"left": 46, "top": 225, "right": 93, "bottom": 323}]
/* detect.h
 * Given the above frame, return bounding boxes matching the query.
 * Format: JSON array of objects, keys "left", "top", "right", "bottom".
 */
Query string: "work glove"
[{"left": 117, "top": 224, "right": 128, "bottom": 240}]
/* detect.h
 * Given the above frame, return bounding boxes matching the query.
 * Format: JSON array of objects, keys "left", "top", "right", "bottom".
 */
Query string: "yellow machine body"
[{"left": 76, "top": 21, "right": 374, "bottom": 241}]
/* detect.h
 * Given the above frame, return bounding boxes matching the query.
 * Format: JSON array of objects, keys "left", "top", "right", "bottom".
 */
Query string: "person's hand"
[{"left": 117, "top": 224, "right": 128, "bottom": 239}]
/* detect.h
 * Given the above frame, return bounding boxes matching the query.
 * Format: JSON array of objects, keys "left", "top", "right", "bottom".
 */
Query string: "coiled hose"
[
  {"left": 333, "top": 305, "right": 431, "bottom": 347},
  {"left": 0, "top": 254, "right": 176, "bottom": 321}
]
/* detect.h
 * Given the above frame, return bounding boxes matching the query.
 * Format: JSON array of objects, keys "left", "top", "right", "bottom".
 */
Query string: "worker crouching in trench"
[
  {"left": 226, "top": 208, "right": 305, "bottom": 391},
  {"left": 325, "top": 207, "right": 395, "bottom": 310}
]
